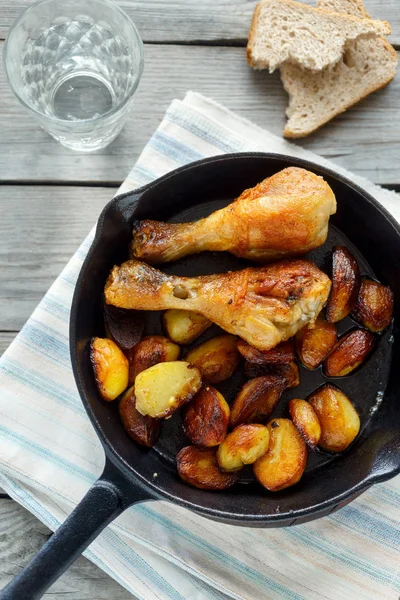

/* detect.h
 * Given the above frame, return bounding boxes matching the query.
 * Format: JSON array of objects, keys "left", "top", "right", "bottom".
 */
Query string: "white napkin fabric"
[{"left": 0, "top": 91, "right": 399, "bottom": 600}]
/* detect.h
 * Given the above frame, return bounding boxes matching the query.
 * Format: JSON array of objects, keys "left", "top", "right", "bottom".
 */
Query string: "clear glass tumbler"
[{"left": 3, "top": 0, "right": 144, "bottom": 151}]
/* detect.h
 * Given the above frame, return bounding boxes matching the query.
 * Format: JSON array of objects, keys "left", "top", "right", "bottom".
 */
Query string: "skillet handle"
[{"left": 0, "top": 460, "right": 152, "bottom": 600}]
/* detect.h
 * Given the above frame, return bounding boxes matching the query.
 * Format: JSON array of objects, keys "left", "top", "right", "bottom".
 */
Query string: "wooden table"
[{"left": 0, "top": 0, "right": 399, "bottom": 596}]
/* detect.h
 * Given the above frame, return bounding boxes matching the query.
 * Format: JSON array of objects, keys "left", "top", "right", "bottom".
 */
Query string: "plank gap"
[
  {"left": 0, "top": 181, "right": 398, "bottom": 189},
  {"left": 0, "top": 180, "right": 121, "bottom": 188},
  {"left": 145, "top": 38, "right": 247, "bottom": 47},
  {"left": 0, "top": 33, "right": 398, "bottom": 48}
]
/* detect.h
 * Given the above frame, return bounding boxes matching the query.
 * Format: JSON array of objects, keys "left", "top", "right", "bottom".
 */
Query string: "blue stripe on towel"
[
  {"left": 136, "top": 505, "right": 304, "bottom": 600},
  {"left": 0, "top": 357, "right": 84, "bottom": 414}
]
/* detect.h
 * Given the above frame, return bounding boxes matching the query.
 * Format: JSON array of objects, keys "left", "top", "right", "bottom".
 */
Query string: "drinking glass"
[{"left": 3, "top": 0, "right": 144, "bottom": 151}]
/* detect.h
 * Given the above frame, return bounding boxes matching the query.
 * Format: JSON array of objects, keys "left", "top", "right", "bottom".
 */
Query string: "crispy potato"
[
  {"left": 230, "top": 375, "right": 286, "bottom": 428},
  {"left": 135, "top": 361, "right": 202, "bottom": 418},
  {"left": 104, "top": 304, "right": 144, "bottom": 352},
  {"left": 308, "top": 384, "right": 360, "bottom": 452},
  {"left": 217, "top": 424, "right": 270, "bottom": 472},
  {"left": 324, "top": 329, "right": 375, "bottom": 377},
  {"left": 182, "top": 386, "right": 230, "bottom": 447},
  {"left": 90, "top": 337, "right": 129, "bottom": 401},
  {"left": 185, "top": 335, "right": 240, "bottom": 384},
  {"left": 163, "top": 309, "right": 212, "bottom": 344},
  {"left": 244, "top": 360, "right": 300, "bottom": 389},
  {"left": 276, "top": 361, "right": 300, "bottom": 389},
  {"left": 327, "top": 246, "right": 360, "bottom": 323},
  {"left": 352, "top": 279, "right": 394, "bottom": 332},
  {"left": 288, "top": 399, "right": 321, "bottom": 449},
  {"left": 295, "top": 316, "right": 337, "bottom": 369},
  {"left": 128, "top": 335, "right": 181, "bottom": 385},
  {"left": 176, "top": 446, "right": 240, "bottom": 490},
  {"left": 253, "top": 419, "right": 307, "bottom": 491},
  {"left": 119, "top": 386, "right": 161, "bottom": 447},
  {"left": 237, "top": 339, "right": 294, "bottom": 365}
]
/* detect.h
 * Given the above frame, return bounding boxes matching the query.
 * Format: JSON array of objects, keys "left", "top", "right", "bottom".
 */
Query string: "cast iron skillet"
[{"left": 3, "top": 153, "right": 400, "bottom": 599}]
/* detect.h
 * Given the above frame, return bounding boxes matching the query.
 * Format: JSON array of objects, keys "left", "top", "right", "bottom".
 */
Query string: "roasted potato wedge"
[
  {"left": 237, "top": 339, "right": 294, "bottom": 365},
  {"left": 104, "top": 304, "right": 144, "bottom": 352},
  {"left": 288, "top": 399, "right": 321, "bottom": 449},
  {"left": 244, "top": 360, "right": 300, "bottom": 389},
  {"left": 308, "top": 384, "right": 360, "bottom": 452},
  {"left": 326, "top": 246, "right": 360, "bottom": 323},
  {"left": 185, "top": 335, "right": 240, "bottom": 384},
  {"left": 352, "top": 279, "right": 394, "bottom": 332},
  {"left": 176, "top": 446, "right": 239, "bottom": 490},
  {"left": 163, "top": 309, "right": 212, "bottom": 345},
  {"left": 253, "top": 419, "right": 307, "bottom": 491},
  {"left": 324, "top": 329, "right": 375, "bottom": 377},
  {"left": 182, "top": 386, "right": 230, "bottom": 447},
  {"left": 119, "top": 386, "right": 161, "bottom": 447},
  {"left": 135, "top": 361, "right": 202, "bottom": 418},
  {"left": 90, "top": 337, "right": 129, "bottom": 401},
  {"left": 128, "top": 335, "right": 181, "bottom": 385},
  {"left": 230, "top": 375, "right": 286, "bottom": 428},
  {"left": 217, "top": 424, "right": 270, "bottom": 472},
  {"left": 276, "top": 361, "right": 300, "bottom": 389},
  {"left": 295, "top": 316, "right": 337, "bottom": 369}
]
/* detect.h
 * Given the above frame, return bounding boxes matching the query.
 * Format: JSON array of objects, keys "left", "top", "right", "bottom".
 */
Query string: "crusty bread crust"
[{"left": 246, "top": 2, "right": 262, "bottom": 67}]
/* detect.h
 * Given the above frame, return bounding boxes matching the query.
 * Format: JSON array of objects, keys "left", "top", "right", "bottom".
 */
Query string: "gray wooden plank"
[
  {"left": 0, "top": 499, "right": 136, "bottom": 598},
  {"left": 0, "top": 186, "right": 117, "bottom": 331},
  {"left": 0, "top": 0, "right": 399, "bottom": 46},
  {"left": 0, "top": 43, "right": 399, "bottom": 186},
  {"left": 0, "top": 332, "right": 16, "bottom": 356}
]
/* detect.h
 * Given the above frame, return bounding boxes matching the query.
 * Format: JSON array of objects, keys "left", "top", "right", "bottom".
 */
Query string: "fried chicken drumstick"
[
  {"left": 105, "top": 259, "right": 331, "bottom": 351},
  {"left": 131, "top": 167, "right": 336, "bottom": 264}
]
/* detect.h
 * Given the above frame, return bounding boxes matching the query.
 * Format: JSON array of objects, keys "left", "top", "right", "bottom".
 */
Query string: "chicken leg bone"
[
  {"left": 105, "top": 258, "right": 331, "bottom": 351},
  {"left": 131, "top": 167, "right": 336, "bottom": 264}
]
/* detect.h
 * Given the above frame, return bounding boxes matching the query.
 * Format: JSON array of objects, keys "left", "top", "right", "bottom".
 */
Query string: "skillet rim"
[{"left": 70, "top": 151, "right": 400, "bottom": 524}]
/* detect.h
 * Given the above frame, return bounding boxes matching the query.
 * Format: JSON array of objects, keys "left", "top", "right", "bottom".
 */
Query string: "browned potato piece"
[
  {"left": 90, "top": 337, "right": 129, "bottom": 401},
  {"left": 237, "top": 339, "right": 294, "bottom": 365},
  {"left": 176, "top": 446, "right": 239, "bottom": 490},
  {"left": 135, "top": 361, "right": 202, "bottom": 418},
  {"left": 104, "top": 304, "right": 144, "bottom": 352},
  {"left": 185, "top": 335, "right": 240, "bottom": 384},
  {"left": 295, "top": 316, "right": 337, "bottom": 369},
  {"left": 119, "top": 386, "right": 161, "bottom": 447},
  {"left": 244, "top": 360, "right": 300, "bottom": 389},
  {"left": 352, "top": 279, "right": 394, "bottom": 332},
  {"left": 253, "top": 419, "right": 307, "bottom": 491},
  {"left": 308, "top": 384, "right": 360, "bottom": 452},
  {"left": 128, "top": 335, "right": 180, "bottom": 385},
  {"left": 327, "top": 246, "right": 360, "bottom": 323},
  {"left": 163, "top": 309, "right": 212, "bottom": 344},
  {"left": 288, "top": 399, "right": 321, "bottom": 449},
  {"left": 182, "top": 386, "right": 230, "bottom": 447},
  {"left": 217, "top": 424, "right": 270, "bottom": 472},
  {"left": 230, "top": 375, "right": 286, "bottom": 428},
  {"left": 324, "top": 329, "right": 375, "bottom": 377},
  {"left": 276, "top": 361, "right": 300, "bottom": 389}
]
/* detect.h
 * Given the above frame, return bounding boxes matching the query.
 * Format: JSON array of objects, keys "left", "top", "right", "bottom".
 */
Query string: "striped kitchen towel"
[{"left": 0, "top": 91, "right": 399, "bottom": 600}]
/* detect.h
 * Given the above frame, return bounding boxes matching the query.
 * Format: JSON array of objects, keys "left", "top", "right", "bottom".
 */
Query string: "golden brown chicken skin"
[
  {"left": 104, "top": 259, "right": 331, "bottom": 351},
  {"left": 131, "top": 167, "right": 336, "bottom": 264}
]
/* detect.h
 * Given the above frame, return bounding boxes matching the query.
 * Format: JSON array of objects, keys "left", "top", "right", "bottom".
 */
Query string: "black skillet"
[{"left": 2, "top": 153, "right": 400, "bottom": 599}]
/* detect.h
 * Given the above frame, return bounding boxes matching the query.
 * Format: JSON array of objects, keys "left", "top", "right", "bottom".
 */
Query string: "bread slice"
[
  {"left": 281, "top": 0, "right": 397, "bottom": 138},
  {"left": 247, "top": 0, "right": 391, "bottom": 72},
  {"left": 317, "top": 0, "right": 370, "bottom": 19}
]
